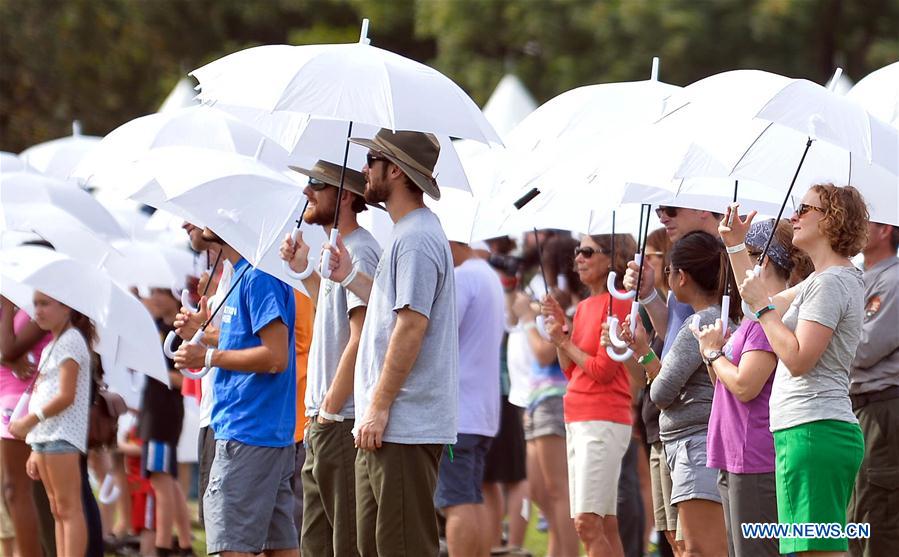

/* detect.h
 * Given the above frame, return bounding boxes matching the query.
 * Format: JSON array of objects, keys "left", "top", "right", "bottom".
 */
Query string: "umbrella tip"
[
  {"left": 359, "top": 18, "right": 371, "bottom": 45},
  {"left": 827, "top": 67, "right": 843, "bottom": 92},
  {"left": 72, "top": 120, "right": 82, "bottom": 136},
  {"left": 650, "top": 57, "right": 660, "bottom": 81}
]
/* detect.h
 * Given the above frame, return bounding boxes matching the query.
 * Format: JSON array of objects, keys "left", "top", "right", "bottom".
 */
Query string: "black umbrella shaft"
[
  {"left": 533, "top": 228, "right": 549, "bottom": 296},
  {"left": 200, "top": 248, "right": 224, "bottom": 298},
  {"left": 759, "top": 138, "right": 813, "bottom": 265},
  {"left": 634, "top": 204, "right": 651, "bottom": 298},
  {"left": 609, "top": 211, "right": 616, "bottom": 317},
  {"left": 200, "top": 264, "right": 251, "bottom": 332},
  {"left": 724, "top": 180, "right": 738, "bottom": 297},
  {"left": 331, "top": 121, "right": 355, "bottom": 228}
]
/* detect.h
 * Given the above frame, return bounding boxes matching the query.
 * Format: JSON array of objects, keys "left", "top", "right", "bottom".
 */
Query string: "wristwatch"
[{"left": 703, "top": 349, "right": 725, "bottom": 366}]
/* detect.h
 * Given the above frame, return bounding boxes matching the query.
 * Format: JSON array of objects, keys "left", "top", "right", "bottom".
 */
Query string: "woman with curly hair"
[{"left": 722, "top": 184, "right": 869, "bottom": 556}]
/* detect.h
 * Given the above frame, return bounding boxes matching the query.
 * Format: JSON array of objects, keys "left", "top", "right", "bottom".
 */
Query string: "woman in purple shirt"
[{"left": 693, "top": 219, "right": 808, "bottom": 557}]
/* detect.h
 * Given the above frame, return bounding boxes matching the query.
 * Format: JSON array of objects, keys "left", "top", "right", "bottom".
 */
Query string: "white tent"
[{"left": 482, "top": 74, "right": 538, "bottom": 138}]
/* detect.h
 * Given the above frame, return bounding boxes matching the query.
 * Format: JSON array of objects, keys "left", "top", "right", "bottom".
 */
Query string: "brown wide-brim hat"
[
  {"left": 288, "top": 160, "right": 384, "bottom": 211},
  {"left": 348, "top": 129, "right": 441, "bottom": 200}
]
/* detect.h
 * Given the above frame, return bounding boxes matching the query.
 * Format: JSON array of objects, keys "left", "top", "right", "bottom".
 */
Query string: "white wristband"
[
  {"left": 35, "top": 408, "right": 47, "bottom": 423},
  {"left": 725, "top": 243, "right": 746, "bottom": 254},
  {"left": 638, "top": 288, "right": 659, "bottom": 304},
  {"left": 205, "top": 348, "right": 215, "bottom": 369},
  {"left": 340, "top": 266, "right": 359, "bottom": 288},
  {"left": 318, "top": 409, "right": 345, "bottom": 422}
]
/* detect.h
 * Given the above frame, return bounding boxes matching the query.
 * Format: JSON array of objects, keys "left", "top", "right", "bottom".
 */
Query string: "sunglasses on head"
[
  {"left": 307, "top": 178, "right": 330, "bottom": 191},
  {"left": 795, "top": 203, "right": 823, "bottom": 218},
  {"left": 655, "top": 206, "right": 679, "bottom": 218},
  {"left": 366, "top": 152, "right": 389, "bottom": 168},
  {"left": 574, "top": 246, "right": 608, "bottom": 258}
]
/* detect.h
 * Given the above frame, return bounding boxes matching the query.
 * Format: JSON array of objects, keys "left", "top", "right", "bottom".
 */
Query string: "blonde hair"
[{"left": 810, "top": 184, "right": 869, "bottom": 257}]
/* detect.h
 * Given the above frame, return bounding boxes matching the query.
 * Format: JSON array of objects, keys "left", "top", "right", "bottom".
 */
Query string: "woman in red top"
[{"left": 543, "top": 233, "right": 641, "bottom": 557}]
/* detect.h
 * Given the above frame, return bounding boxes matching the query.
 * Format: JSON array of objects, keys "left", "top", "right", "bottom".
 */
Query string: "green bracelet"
[
  {"left": 754, "top": 304, "right": 776, "bottom": 320},
  {"left": 637, "top": 349, "right": 657, "bottom": 366}
]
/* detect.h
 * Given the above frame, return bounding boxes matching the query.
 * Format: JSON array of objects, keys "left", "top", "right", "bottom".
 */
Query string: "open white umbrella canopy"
[
  {"left": 19, "top": 122, "right": 102, "bottom": 184},
  {"left": 846, "top": 61, "right": 899, "bottom": 127},
  {"left": 105, "top": 240, "right": 195, "bottom": 294},
  {"left": 0, "top": 246, "right": 169, "bottom": 385},
  {"left": 1, "top": 172, "right": 127, "bottom": 239},
  {"left": 191, "top": 39, "right": 501, "bottom": 145},
  {"left": 1, "top": 151, "right": 29, "bottom": 173},
  {"left": 135, "top": 146, "right": 326, "bottom": 294}
]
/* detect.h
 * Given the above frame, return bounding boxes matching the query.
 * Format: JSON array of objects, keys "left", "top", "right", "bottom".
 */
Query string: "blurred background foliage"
[{"left": 2, "top": 0, "right": 898, "bottom": 151}]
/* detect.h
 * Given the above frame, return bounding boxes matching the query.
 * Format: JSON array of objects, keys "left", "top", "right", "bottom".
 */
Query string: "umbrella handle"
[
  {"left": 319, "top": 229, "right": 339, "bottom": 280},
  {"left": 606, "top": 345, "right": 633, "bottom": 362},
  {"left": 608, "top": 254, "right": 641, "bottom": 300},
  {"left": 534, "top": 315, "right": 552, "bottom": 341},
  {"left": 608, "top": 301, "right": 641, "bottom": 350},
  {"left": 179, "top": 329, "right": 212, "bottom": 379},
  {"left": 282, "top": 229, "right": 315, "bottom": 280},
  {"left": 179, "top": 289, "right": 198, "bottom": 313},
  {"left": 98, "top": 475, "right": 120, "bottom": 504},
  {"left": 741, "top": 265, "right": 763, "bottom": 321},
  {"left": 720, "top": 295, "right": 730, "bottom": 336},
  {"left": 163, "top": 331, "right": 181, "bottom": 359}
]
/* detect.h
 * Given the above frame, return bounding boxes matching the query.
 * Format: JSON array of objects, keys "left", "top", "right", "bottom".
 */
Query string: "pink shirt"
[{"left": 1, "top": 309, "right": 51, "bottom": 438}]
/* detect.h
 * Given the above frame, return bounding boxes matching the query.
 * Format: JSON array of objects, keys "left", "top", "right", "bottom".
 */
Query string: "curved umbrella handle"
[
  {"left": 608, "top": 254, "right": 641, "bottom": 300},
  {"left": 163, "top": 330, "right": 181, "bottom": 359},
  {"left": 606, "top": 345, "right": 633, "bottom": 362},
  {"left": 282, "top": 229, "right": 315, "bottom": 280},
  {"left": 98, "top": 475, "right": 120, "bottom": 504},
  {"left": 179, "top": 289, "right": 198, "bottom": 313},
  {"left": 534, "top": 315, "right": 552, "bottom": 341},
  {"left": 179, "top": 329, "right": 211, "bottom": 379},
  {"left": 319, "top": 229, "right": 339, "bottom": 280},
  {"left": 741, "top": 265, "right": 763, "bottom": 321},
  {"left": 607, "top": 316, "right": 629, "bottom": 349},
  {"left": 720, "top": 295, "right": 730, "bottom": 336}
]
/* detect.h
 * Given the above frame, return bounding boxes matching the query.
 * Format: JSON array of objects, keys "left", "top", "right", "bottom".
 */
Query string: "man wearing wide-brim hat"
[
  {"left": 280, "top": 159, "right": 383, "bottom": 556},
  {"left": 325, "top": 129, "right": 459, "bottom": 556}
]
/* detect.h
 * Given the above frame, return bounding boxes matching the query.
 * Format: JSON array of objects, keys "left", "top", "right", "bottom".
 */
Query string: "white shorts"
[{"left": 566, "top": 420, "right": 632, "bottom": 517}]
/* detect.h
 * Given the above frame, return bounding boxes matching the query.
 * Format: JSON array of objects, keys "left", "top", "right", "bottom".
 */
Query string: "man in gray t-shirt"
[
  {"left": 326, "top": 129, "right": 458, "bottom": 557},
  {"left": 280, "top": 159, "right": 382, "bottom": 556}
]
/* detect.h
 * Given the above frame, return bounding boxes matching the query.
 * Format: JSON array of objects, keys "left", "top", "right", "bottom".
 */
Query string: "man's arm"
[
  {"left": 320, "top": 306, "right": 366, "bottom": 418},
  {"left": 174, "top": 319, "right": 289, "bottom": 373},
  {"left": 853, "top": 275, "right": 899, "bottom": 369},
  {"left": 355, "top": 308, "right": 428, "bottom": 450},
  {"left": 324, "top": 234, "right": 373, "bottom": 303}
]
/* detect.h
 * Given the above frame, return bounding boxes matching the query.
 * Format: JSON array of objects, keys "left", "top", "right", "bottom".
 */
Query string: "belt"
[{"left": 851, "top": 385, "right": 899, "bottom": 411}]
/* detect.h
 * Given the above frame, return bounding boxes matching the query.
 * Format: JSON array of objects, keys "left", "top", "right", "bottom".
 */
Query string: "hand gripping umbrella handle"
[
  {"left": 319, "top": 229, "right": 339, "bottom": 280},
  {"left": 741, "top": 265, "right": 763, "bottom": 321},
  {"left": 179, "top": 329, "right": 211, "bottom": 379},
  {"left": 282, "top": 229, "right": 315, "bottom": 280},
  {"left": 720, "top": 295, "right": 730, "bottom": 336},
  {"left": 98, "top": 475, "right": 120, "bottom": 504},
  {"left": 534, "top": 315, "right": 552, "bottom": 341},
  {"left": 609, "top": 300, "right": 642, "bottom": 349},
  {"left": 608, "top": 254, "right": 641, "bottom": 300},
  {"left": 163, "top": 330, "right": 180, "bottom": 359}
]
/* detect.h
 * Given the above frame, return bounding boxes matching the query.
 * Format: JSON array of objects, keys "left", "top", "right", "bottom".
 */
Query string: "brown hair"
[
  {"left": 69, "top": 309, "right": 97, "bottom": 351},
  {"left": 646, "top": 227, "right": 671, "bottom": 257},
  {"left": 589, "top": 233, "right": 637, "bottom": 291},
  {"left": 750, "top": 219, "right": 813, "bottom": 284},
  {"left": 542, "top": 235, "right": 584, "bottom": 298},
  {"left": 350, "top": 192, "right": 367, "bottom": 213},
  {"left": 670, "top": 231, "right": 742, "bottom": 323},
  {"left": 810, "top": 184, "right": 869, "bottom": 257}
]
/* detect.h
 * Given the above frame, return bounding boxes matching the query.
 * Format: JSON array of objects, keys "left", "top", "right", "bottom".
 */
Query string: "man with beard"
[
  {"left": 172, "top": 228, "right": 298, "bottom": 557},
  {"left": 280, "top": 160, "right": 382, "bottom": 557},
  {"left": 325, "top": 129, "right": 458, "bottom": 557}
]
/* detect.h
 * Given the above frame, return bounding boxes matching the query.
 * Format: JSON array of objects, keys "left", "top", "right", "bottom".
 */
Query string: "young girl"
[{"left": 8, "top": 291, "right": 94, "bottom": 557}]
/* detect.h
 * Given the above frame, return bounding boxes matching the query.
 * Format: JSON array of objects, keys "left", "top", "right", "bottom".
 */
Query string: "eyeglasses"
[
  {"left": 366, "top": 152, "right": 389, "bottom": 168},
  {"left": 644, "top": 251, "right": 664, "bottom": 259},
  {"left": 655, "top": 206, "right": 679, "bottom": 219},
  {"left": 574, "top": 246, "right": 608, "bottom": 258},
  {"left": 795, "top": 203, "right": 823, "bottom": 218},
  {"left": 307, "top": 178, "right": 330, "bottom": 191},
  {"left": 664, "top": 265, "right": 674, "bottom": 279}
]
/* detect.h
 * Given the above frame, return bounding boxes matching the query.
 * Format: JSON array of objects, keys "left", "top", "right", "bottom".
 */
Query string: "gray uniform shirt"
[
  {"left": 850, "top": 257, "right": 899, "bottom": 395},
  {"left": 651, "top": 306, "right": 725, "bottom": 442},
  {"left": 305, "top": 227, "right": 382, "bottom": 419},
  {"left": 354, "top": 208, "right": 458, "bottom": 445},
  {"left": 769, "top": 266, "right": 864, "bottom": 432}
]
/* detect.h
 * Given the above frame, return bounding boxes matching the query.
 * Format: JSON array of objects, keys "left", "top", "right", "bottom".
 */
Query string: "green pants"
[
  {"left": 301, "top": 419, "right": 359, "bottom": 557},
  {"left": 355, "top": 442, "right": 442, "bottom": 557},
  {"left": 848, "top": 397, "right": 899, "bottom": 557}
]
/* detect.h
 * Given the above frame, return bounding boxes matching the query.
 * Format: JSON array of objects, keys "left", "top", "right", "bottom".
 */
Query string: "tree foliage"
[{"left": 1, "top": 0, "right": 897, "bottom": 152}]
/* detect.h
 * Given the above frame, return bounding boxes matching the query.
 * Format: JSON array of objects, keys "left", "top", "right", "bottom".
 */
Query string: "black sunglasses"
[
  {"left": 795, "top": 203, "right": 823, "bottom": 217},
  {"left": 664, "top": 265, "right": 673, "bottom": 279},
  {"left": 574, "top": 246, "right": 609, "bottom": 259},
  {"left": 307, "top": 177, "right": 330, "bottom": 191},
  {"left": 366, "top": 152, "right": 389, "bottom": 168},
  {"left": 655, "top": 206, "right": 679, "bottom": 219}
]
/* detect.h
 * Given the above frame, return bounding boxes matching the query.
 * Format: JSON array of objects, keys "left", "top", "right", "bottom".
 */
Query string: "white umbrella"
[
  {"left": 0, "top": 246, "right": 169, "bottom": 385},
  {"left": 191, "top": 21, "right": 501, "bottom": 146},
  {"left": 105, "top": 240, "right": 195, "bottom": 294},
  {"left": 158, "top": 77, "right": 200, "bottom": 113},
  {"left": 846, "top": 61, "right": 899, "bottom": 128},
  {"left": 19, "top": 122, "right": 101, "bottom": 184},
  {"left": 1, "top": 172, "right": 127, "bottom": 239},
  {"left": 1, "top": 151, "right": 29, "bottom": 173}
]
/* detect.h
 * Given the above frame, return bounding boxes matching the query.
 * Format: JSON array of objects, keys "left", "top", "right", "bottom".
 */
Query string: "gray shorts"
[
  {"left": 523, "top": 396, "right": 566, "bottom": 441},
  {"left": 664, "top": 433, "right": 721, "bottom": 506},
  {"left": 204, "top": 440, "right": 298, "bottom": 554}
]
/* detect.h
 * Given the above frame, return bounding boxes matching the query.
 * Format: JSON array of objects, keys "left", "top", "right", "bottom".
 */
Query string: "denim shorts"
[{"left": 31, "top": 439, "right": 80, "bottom": 454}]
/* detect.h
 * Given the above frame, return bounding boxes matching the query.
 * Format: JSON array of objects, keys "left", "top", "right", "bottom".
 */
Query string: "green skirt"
[{"left": 773, "top": 419, "right": 864, "bottom": 554}]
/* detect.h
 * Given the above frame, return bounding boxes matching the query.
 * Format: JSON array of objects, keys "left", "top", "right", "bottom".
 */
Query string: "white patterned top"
[{"left": 26, "top": 328, "right": 92, "bottom": 453}]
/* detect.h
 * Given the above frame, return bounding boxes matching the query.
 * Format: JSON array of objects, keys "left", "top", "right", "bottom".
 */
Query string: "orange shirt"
[
  {"left": 293, "top": 290, "right": 315, "bottom": 442},
  {"left": 563, "top": 293, "right": 633, "bottom": 425}
]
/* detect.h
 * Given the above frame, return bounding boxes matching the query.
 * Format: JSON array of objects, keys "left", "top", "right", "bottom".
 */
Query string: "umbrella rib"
[{"left": 729, "top": 121, "right": 775, "bottom": 176}]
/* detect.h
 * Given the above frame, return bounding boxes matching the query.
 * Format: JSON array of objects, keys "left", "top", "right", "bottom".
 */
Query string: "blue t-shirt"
[
  {"left": 661, "top": 291, "right": 695, "bottom": 359},
  {"left": 211, "top": 259, "right": 297, "bottom": 447}
]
